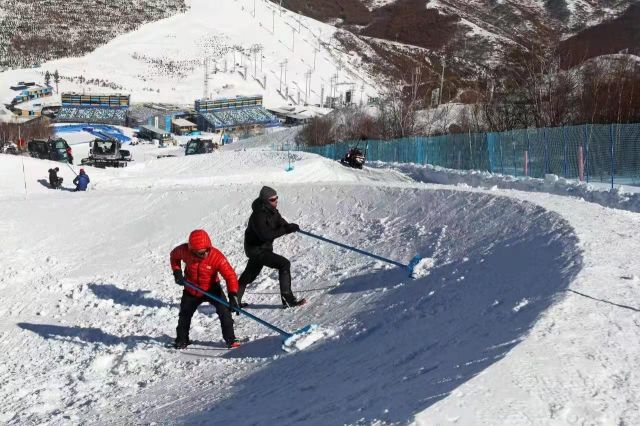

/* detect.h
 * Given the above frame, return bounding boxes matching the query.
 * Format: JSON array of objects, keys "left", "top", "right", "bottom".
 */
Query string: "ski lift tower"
[{"left": 203, "top": 57, "right": 209, "bottom": 99}]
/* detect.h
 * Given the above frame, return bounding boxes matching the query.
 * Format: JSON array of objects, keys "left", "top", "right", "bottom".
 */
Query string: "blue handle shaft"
[
  {"left": 298, "top": 230, "right": 407, "bottom": 268},
  {"left": 182, "top": 280, "right": 292, "bottom": 338}
]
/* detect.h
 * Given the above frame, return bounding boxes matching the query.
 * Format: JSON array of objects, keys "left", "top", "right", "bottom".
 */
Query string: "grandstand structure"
[
  {"left": 195, "top": 95, "right": 280, "bottom": 135},
  {"left": 55, "top": 93, "right": 130, "bottom": 126}
]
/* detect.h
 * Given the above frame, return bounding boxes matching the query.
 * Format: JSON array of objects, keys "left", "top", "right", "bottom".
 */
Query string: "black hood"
[{"left": 251, "top": 197, "right": 276, "bottom": 213}]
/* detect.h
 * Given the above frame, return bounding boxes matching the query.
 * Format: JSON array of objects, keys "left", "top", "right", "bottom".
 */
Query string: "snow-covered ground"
[
  {"left": 1, "top": 135, "right": 639, "bottom": 425},
  {"left": 371, "top": 161, "right": 640, "bottom": 214}
]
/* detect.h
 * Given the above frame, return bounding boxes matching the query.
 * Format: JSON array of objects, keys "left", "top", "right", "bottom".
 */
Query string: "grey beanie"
[{"left": 259, "top": 186, "right": 277, "bottom": 201}]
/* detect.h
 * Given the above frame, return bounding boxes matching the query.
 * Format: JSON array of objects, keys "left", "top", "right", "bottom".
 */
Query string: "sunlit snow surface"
[
  {"left": 282, "top": 324, "right": 336, "bottom": 352},
  {"left": 1, "top": 136, "right": 639, "bottom": 425}
]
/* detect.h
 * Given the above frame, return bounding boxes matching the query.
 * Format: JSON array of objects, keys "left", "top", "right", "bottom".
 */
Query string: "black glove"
[
  {"left": 173, "top": 270, "right": 184, "bottom": 285},
  {"left": 228, "top": 292, "right": 240, "bottom": 315},
  {"left": 286, "top": 223, "right": 300, "bottom": 234}
]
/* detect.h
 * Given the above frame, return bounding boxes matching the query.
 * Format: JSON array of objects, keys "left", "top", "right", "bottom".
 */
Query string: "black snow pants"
[
  {"left": 237, "top": 250, "right": 294, "bottom": 303},
  {"left": 49, "top": 177, "right": 63, "bottom": 189},
  {"left": 176, "top": 284, "right": 236, "bottom": 344}
]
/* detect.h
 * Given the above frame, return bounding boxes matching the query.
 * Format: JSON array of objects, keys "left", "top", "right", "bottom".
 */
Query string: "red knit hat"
[{"left": 188, "top": 229, "right": 212, "bottom": 251}]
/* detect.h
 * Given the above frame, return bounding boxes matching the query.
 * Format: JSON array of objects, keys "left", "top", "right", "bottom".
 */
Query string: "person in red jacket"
[{"left": 170, "top": 229, "right": 241, "bottom": 349}]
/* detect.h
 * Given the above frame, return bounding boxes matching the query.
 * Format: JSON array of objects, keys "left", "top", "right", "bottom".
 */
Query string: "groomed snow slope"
[
  {"left": 0, "top": 148, "right": 638, "bottom": 424},
  {"left": 0, "top": 0, "right": 376, "bottom": 109}
]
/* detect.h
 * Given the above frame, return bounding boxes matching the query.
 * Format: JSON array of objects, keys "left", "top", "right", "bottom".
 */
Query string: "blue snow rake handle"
[
  {"left": 181, "top": 280, "right": 294, "bottom": 339},
  {"left": 298, "top": 230, "right": 423, "bottom": 277}
]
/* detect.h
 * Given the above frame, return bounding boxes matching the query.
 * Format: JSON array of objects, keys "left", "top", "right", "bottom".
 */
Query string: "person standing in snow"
[
  {"left": 73, "top": 168, "right": 90, "bottom": 191},
  {"left": 237, "top": 186, "right": 306, "bottom": 309},
  {"left": 170, "top": 229, "right": 241, "bottom": 349},
  {"left": 48, "top": 167, "right": 63, "bottom": 189}
]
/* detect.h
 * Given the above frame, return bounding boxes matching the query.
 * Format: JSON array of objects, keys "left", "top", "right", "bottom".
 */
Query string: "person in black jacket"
[
  {"left": 237, "top": 186, "right": 306, "bottom": 309},
  {"left": 48, "top": 167, "right": 63, "bottom": 189}
]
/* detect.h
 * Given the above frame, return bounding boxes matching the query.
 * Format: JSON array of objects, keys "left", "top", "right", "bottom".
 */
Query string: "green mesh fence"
[{"left": 275, "top": 123, "right": 640, "bottom": 187}]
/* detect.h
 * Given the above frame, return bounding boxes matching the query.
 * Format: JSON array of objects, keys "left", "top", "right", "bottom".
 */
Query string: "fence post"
[
  {"left": 543, "top": 127, "right": 549, "bottom": 174},
  {"left": 499, "top": 133, "right": 504, "bottom": 174},
  {"left": 523, "top": 129, "right": 532, "bottom": 176},
  {"left": 610, "top": 123, "right": 615, "bottom": 189},
  {"left": 468, "top": 131, "right": 474, "bottom": 170},
  {"left": 424, "top": 137, "right": 428, "bottom": 165},
  {"left": 578, "top": 145, "right": 584, "bottom": 182},
  {"left": 524, "top": 150, "right": 529, "bottom": 177},
  {"left": 512, "top": 140, "right": 517, "bottom": 176},
  {"left": 585, "top": 125, "right": 590, "bottom": 183},
  {"left": 562, "top": 126, "right": 568, "bottom": 178}
]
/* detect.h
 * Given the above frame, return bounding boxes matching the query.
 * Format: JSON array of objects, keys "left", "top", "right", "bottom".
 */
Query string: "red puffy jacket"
[{"left": 170, "top": 230, "right": 239, "bottom": 297}]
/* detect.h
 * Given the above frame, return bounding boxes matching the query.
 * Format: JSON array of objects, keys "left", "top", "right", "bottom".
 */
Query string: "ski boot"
[
  {"left": 281, "top": 294, "right": 307, "bottom": 309},
  {"left": 227, "top": 340, "right": 241, "bottom": 349},
  {"left": 173, "top": 338, "right": 191, "bottom": 349}
]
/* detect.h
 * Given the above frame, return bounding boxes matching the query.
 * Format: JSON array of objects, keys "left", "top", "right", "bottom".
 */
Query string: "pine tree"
[{"left": 44, "top": 71, "right": 51, "bottom": 86}]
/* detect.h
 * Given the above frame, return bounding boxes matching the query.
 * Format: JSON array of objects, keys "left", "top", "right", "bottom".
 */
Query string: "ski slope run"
[{"left": 0, "top": 148, "right": 638, "bottom": 424}]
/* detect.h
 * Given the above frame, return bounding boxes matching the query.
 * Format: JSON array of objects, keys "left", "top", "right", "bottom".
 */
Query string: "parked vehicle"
[
  {"left": 27, "top": 138, "right": 73, "bottom": 163},
  {"left": 185, "top": 138, "right": 216, "bottom": 155},
  {"left": 53, "top": 138, "right": 74, "bottom": 164},
  {"left": 138, "top": 125, "right": 173, "bottom": 145},
  {"left": 80, "top": 138, "right": 132, "bottom": 168},
  {"left": 340, "top": 147, "right": 365, "bottom": 169},
  {"left": 1, "top": 141, "right": 19, "bottom": 155}
]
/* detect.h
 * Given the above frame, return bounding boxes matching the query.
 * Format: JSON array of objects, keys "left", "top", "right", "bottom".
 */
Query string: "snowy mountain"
[
  {"left": 1, "top": 0, "right": 636, "bottom": 110},
  {"left": 0, "top": 0, "right": 379, "bottom": 110},
  {"left": 1, "top": 136, "right": 640, "bottom": 424},
  {"left": 282, "top": 0, "right": 640, "bottom": 91}
]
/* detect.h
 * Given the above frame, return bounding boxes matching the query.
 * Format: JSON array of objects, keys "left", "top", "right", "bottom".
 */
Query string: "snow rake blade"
[{"left": 181, "top": 280, "right": 327, "bottom": 352}]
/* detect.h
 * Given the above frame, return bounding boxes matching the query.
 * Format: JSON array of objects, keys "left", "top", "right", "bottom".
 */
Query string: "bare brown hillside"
[
  {"left": 560, "top": 3, "right": 640, "bottom": 68},
  {"left": 277, "top": 0, "right": 639, "bottom": 100}
]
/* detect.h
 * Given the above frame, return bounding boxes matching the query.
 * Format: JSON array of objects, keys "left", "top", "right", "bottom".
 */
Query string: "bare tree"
[
  {"left": 374, "top": 74, "right": 422, "bottom": 138},
  {"left": 484, "top": 36, "right": 579, "bottom": 129},
  {"left": 0, "top": 117, "right": 53, "bottom": 147},
  {"left": 297, "top": 115, "right": 335, "bottom": 146},
  {"left": 577, "top": 57, "right": 640, "bottom": 124}
]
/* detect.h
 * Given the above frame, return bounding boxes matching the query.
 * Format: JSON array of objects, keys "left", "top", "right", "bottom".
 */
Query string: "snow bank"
[{"left": 373, "top": 161, "right": 640, "bottom": 214}]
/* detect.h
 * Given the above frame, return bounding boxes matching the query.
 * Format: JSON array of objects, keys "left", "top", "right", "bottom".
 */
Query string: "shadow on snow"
[
  {"left": 87, "top": 282, "right": 176, "bottom": 309},
  {"left": 17, "top": 322, "right": 166, "bottom": 347},
  {"left": 183, "top": 204, "right": 582, "bottom": 425}
]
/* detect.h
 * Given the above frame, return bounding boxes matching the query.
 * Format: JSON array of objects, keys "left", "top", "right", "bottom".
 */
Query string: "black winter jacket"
[
  {"left": 48, "top": 168, "right": 59, "bottom": 185},
  {"left": 244, "top": 198, "right": 289, "bottom": 258}
]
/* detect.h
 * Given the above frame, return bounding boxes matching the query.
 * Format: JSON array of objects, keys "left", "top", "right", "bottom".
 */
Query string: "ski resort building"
[
  {"left": 267, "top": 105, "right": 331, "bottom": 125},
  {"left": 127, "top": 104, "right": 193, "bottom": 132},
  {"left": 55, "top": 93, "right": 130, "bottom": 126},
  {"left": 6, "top": 82, "right": 53, "bottom": 106},
  {"left": 195, "top": 95, "right": 280, "bottom": 135},
  {"left": 171, "top": 118, "right": 198, "bottom": 135}
]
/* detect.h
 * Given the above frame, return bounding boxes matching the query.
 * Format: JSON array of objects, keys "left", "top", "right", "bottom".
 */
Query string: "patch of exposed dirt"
[
  {"left": 361, "top": 0, "right": 460, "bottom": 51},
  {"left": 279, "top": 0, "right": 372, "bottom": 25}
]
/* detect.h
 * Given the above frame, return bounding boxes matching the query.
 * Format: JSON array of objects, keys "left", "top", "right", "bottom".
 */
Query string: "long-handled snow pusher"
[
  {"left": 298, "top": 230, "right": 423, "bottom": 278},
  {"left": 66, "top": 162, "right": 78, "bottom": 176},
  {"left": 181, "top": 280, "right": 326, "bottom": 352}
]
